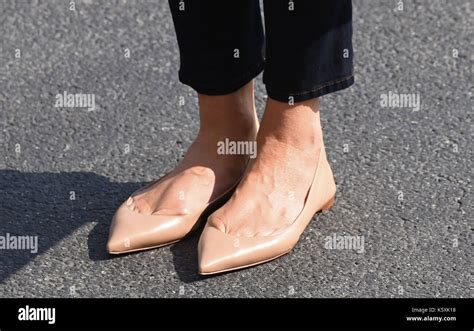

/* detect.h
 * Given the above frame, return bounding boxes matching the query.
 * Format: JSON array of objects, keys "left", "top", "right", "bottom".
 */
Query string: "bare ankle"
[
  {"left": 198, "top": 81, "right": 258, "bottom": 140},
  {"left": 259, "top": 97, "right": 323, "bottom": 151}
]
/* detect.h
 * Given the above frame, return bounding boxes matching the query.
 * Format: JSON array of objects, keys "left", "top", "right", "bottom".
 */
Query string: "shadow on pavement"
[
  {"left": 0, "top": 170, "right": 143, "bottom": 283},
  {"left": 0, "top": 169, "right": 219, "bottom": 284},
  {"left": 169, "top": 226, "right": 204, "bottom": 283}
]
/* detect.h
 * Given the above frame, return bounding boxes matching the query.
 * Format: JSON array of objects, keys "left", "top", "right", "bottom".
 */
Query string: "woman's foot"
[
  {"left": 208, "top": 97, "right": 323, "bottom": 236},
  {"left": 128, "top": 81, "right": 258, "bottom": 216}
]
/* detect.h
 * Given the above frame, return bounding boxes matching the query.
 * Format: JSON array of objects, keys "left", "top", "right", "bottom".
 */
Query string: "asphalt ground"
[{"left": 0, "top": 0, "right": 472, "bottom": 297}]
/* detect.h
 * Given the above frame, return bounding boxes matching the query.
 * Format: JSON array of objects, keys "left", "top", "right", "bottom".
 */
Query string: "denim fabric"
[{"left": 169, "top": 0, "right": 353, "bottom": 102}]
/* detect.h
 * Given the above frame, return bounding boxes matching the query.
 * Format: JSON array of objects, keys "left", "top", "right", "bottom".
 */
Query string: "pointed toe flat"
[
  {"left": 198, "top": 146, "right": 336, "bottom": 275},
  {"left": 107, "top": 176, "right": 238, "bottom": 255}
]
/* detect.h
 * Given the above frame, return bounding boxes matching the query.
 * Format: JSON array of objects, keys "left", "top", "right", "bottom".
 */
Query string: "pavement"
[{"left": 0, "top": 0, "right": 471, "bottom": 298}]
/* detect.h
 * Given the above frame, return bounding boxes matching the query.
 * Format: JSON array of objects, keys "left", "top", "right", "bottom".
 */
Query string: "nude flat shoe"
[
  {"left": 198, "top": 146, "right": 336, "bottom": 275},
  {"left": 107, "top": 175, "right": 240, "bottom": 254}
]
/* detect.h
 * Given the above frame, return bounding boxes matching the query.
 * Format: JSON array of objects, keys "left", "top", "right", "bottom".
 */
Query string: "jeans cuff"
[
  {"left": 179, "top": 61, "right": 265, "bottom": 96},
  {"left": 266, "top": 75, "right": 355, "bottom": 103}
]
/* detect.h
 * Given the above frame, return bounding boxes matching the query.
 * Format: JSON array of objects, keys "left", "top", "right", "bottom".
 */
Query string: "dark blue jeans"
[{"left": 169, "top": 0, "right": 353, "bottom": 102}]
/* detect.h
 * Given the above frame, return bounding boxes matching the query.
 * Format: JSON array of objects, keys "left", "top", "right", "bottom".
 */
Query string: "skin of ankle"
[
  {"left": 258, "top": 97, "right": 323, "bottom": 154},
  {"left": 197, "top": 81, "right": 258, "bottom": 141}
]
